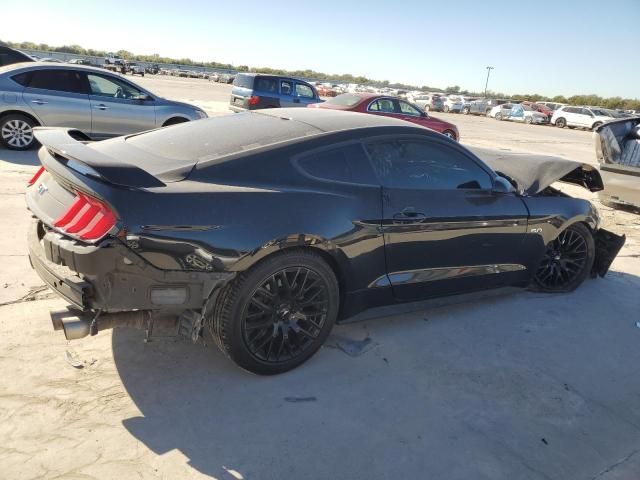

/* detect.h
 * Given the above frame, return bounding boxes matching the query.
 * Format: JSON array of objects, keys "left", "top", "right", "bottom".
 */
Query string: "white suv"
[{"left": 551, "top": 106, "right": 616, "bottom": 130}]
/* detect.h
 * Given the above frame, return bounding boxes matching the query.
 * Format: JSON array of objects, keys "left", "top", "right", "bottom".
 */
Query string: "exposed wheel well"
[
  {"left": 0, "top": 110, "right": 41, "bottom": 126},
  {"left": 162, "top": 117, "right": 189, "bottom": 127}
]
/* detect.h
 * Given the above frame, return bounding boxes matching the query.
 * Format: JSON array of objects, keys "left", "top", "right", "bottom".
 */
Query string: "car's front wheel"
[
  {"left": 592, "top": 121, "right": 603, "bottom": 130},
  {"left": 444, "top": 105, "right": 450, "bottom": 113},
  {"left": 495, "top": 112, "right": 503, "bottom": 121},
  {"left": 462, "top": 107, "right": 470, "bottom": 115},
  {"left": 442, "top": 129, "right": 457, "bottom": 141},
  {"left": 533, "top": 223, "right": 595, "bottom": 292},
  {"left": 0, "top": 113, "right": 38, "bottom": 150},
  {"left": 210, "top": 250, "right": 339, "bottom": 374}
]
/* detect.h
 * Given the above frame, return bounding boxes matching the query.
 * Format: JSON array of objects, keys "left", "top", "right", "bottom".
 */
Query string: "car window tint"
[
  {"left": 232, "top": 74, "right": 253, "bottom": 88},
  {"left": 399, "top": 101, "right": 421, "bottom": 116},
  {"left": 87, "top": 74, "right": 142, "bottom": 99},
  {"left": 365, "top": 140, "right": 492, "bottom": 190},
  {"left": 27, "top": 69, "right": 86, "bottom": 93},
  {"left": 296, "top": 83, "right": 314, "bottom": 98},
  {"left": 11, "top": 72, "right": 31, "bottom": 86},
  {"left": 280, "top": 80, "right": 293, "bottom": 95},
  {"left": 298, "top": 143, "right": 377, "bottom": 185},
  {"left": 255, "top": 76, "right": 277, "bottom": 92}
]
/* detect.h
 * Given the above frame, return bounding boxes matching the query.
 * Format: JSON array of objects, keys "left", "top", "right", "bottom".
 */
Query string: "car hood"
[{"left": 470, "top": 147, "right": 603, "bottom": 195}]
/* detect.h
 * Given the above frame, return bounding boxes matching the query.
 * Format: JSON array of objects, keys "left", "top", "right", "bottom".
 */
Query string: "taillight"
[
  {"left": 248, "top": 95, "right": 261, "bottom": 106},
  {"left": 53, "top": 192, "right": 117, "bottom": 241},
  {"left": 28, "top": 166, "right": 45, "bottom": 186}
]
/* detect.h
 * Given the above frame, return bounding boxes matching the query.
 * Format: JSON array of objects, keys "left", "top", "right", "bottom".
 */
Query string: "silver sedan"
[{"left": 0, "top": 62, "right": 207, "bottom": 150}]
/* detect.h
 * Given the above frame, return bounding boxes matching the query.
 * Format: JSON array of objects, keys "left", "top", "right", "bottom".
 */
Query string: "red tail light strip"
[
  {"left": 52, "top": 192, "right": 117, "bottom": 241},
  {"left": 28, "top": 166, "right": 45, "bottom": 186}
]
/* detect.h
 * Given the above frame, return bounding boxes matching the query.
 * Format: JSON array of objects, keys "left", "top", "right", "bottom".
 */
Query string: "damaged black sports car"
[{"left": 26, "top": 108, "right": 625, "bottom": 374}]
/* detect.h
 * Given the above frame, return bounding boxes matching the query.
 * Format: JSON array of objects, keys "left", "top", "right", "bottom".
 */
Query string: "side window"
[
  {"left": 280, "top": 80, "right": 293, "bottom": 96},
  {"left": 368, "top": 99, "right": 395, "bottom": 113},
  {"left": 399, "top": 101, "right": 421, "bottom": 116},
  {"left": 297, "top": 143, "right": 378, "bottom": 185},
  {"left": 365, "top": 140, "right": 492, "bottom": 190},
  {"left": 86, "top": 74, "right": 142, "bottom": 99},
  {"left": 295, "top": 83, "right": 314, "bottom": 98},
  {"left": 11, "top": 72, "right": 31, "bottom": 86},
  {"left": 255, "top": 76, "right": 277, "bottom": 93},
  {"left": 27, "top": 69, "right": 86, "bottom": 94}
]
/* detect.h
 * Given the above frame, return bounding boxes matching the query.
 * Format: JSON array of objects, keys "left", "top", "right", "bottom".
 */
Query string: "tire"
[
  {"left": 555, "top": 117, "right": 566, "bottom": 128},
  {"left": 485, "top": 109, "right": 492, "bottom": 117},
  {"left": 162, "top": 117, "right": 189, "bottom": 127},
  {"left": 444, "top": 105, "right": 450, "bottom": 113},
  {"left": 533, "top": 223, "right": 595, "bottom": 293},
  {"left": 442, "top": 130, "right": 457, "bottom": 141},
  {"left": 210, "top": 249, "right": 339, "bottom": 375},
  {"left": 0, "top": 113, "right": 38, "bottom": 150},
  {"left": 425, "top": 105, "right": 430, "bottom": 112},
  {"left": 495, "top": 112, "right": 502, "bottom": 121},
  {"left": 462, "top": 107, "right": 470, "bottom": 115},
  {"left": 592, "top": 122, "right": 602, "bottom": 131},
  {"left": 525, "top": 116, "right": 532, "bottom": 124}
]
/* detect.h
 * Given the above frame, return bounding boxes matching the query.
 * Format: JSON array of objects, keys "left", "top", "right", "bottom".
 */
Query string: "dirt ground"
[{"left": 1, "top": 76, "right": 640, "bottom": 479}]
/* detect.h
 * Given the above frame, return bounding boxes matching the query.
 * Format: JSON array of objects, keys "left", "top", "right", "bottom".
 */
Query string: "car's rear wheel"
[
  {"left": 210, "top": 250, "right": 339, "bottom": 375},
  {"left": 442, "top": 129, "right": 457, "bottom": 141},
  {"left": 555, "top": 117, "right": 567, "bottom": 128},
  {"left": 444, "top": 105, "right": 450, "bottom": 113},
  {"left": 495, "top": 112, "right": 502, "bottom": 121},
  {"left": 592, "top": 121, "right": 603, "bottom": 130},
  {"left": 533, "top": 223, "right": 595, "bottom": 292},
  {"left": 462, "top": 107, "right": 470, "bottom": 115},
  {"left": 525, "top": 116, "right": 533, "bottom": 124},
  {"left": 0, "top": 113, "right": 38, "bottom": 150},
  {"left": 424, "top": 105, "right": 430, "bottom": 112},
  {"left": 485, "top": 109, "right": 492, "bottom": 117}
]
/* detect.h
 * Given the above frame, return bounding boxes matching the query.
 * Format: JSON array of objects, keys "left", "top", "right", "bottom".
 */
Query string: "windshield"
[{"left": 324, "top": 93, "right": 363, "bottom": 107}]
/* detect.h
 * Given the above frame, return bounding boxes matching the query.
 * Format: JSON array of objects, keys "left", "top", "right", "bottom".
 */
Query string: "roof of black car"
[{"left": 99, "top": 108, "right": 426, "bottom": 176}]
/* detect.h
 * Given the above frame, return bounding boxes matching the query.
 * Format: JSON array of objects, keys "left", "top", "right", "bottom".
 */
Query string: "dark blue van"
[{"left": 229, "top": 73, "right": 321, "bottom": 111}]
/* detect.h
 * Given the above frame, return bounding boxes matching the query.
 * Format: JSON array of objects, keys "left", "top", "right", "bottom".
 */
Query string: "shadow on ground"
[
  {"left": 114, "top": 271, "right": 640, "bottom": 479},
  {"left": 0, "top": 147, "right": 40, "bottom": 167}
]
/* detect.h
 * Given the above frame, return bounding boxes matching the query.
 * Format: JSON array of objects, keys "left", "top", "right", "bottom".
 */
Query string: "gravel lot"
[{"left": 1, "top": 76, "right": 639, "bottom": 480}]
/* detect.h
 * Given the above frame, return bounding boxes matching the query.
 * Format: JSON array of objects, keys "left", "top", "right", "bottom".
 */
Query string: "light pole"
[{"left": 484, "top": 66, "right": 494, "bottom": 98}]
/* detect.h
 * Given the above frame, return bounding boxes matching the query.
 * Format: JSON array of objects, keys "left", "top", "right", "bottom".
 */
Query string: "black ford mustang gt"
[{"left": 26, "top": 108, "right": 624, "bottom": 374}]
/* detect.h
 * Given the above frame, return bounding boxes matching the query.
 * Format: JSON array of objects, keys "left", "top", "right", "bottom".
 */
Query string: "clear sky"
[{"left": 5, "top": 0, "right": 639, "bottom": 98}]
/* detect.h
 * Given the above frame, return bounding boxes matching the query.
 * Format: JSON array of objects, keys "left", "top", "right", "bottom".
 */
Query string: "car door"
[
  {"left": 577, "top": 108, "right": 594, "bottom": 128},
  {"left": 20, "top": 68, "right": 91, "bottom": 133},
  {"left": 365, "top": 136, "right": 530, "bottom": 301},
  {"left": 86, "top": 72, "right": 156, "bottom": 138},
  {"left": 294, "top": 82, "right": 319, "bottom": 107},
  {"left": 278, "top": 79, "right": 296, "bottom": 108},
  {"left": 397, "top": 100, "right": 426, "bottom": 126},
  {"left": 564, "top": 107, "right": 578, "bottom": 126}
]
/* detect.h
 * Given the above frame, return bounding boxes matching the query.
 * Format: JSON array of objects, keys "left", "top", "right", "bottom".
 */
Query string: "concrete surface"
[{"left": 1, "top": 76, "right": 640, "bottom": 479}]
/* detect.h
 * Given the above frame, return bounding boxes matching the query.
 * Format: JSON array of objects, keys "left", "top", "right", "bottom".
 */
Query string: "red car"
[
  {"left": 308, "top": 93, "right": 459, "bottom": 140},
  {"left": 521, "top": 101, "right": 553, "bottom": 118}
]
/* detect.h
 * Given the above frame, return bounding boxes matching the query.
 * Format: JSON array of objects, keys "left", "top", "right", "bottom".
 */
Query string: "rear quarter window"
[{"left": 296, "top": 143, "right": 378, "bottom": 185}]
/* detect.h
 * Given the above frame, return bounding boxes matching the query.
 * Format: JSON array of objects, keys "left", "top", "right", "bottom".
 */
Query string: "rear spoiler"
[{"left": 33, "top": 127, "right": 164, "bottom": 188}]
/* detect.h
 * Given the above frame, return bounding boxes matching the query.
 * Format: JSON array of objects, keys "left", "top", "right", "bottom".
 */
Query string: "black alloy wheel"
[
  {"left": 533, "top": 223, "right": 595, "bottom": 292},
  {"left": 242, "top": 266, "right": 329, "bottom": 363},
  {"left": 210, "top": 250, "right": 339, "bottom": 374}
]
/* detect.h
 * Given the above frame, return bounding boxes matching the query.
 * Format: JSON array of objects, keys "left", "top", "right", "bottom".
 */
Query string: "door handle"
[
  {"left": 393, "top": 207, "right": 426, "bottom": 220},
  {"left": 95, "top": 104, "right": 109, "bottom": 110},
  {"left": 31, "top": 99, "right": 47, "bottom": 105}
]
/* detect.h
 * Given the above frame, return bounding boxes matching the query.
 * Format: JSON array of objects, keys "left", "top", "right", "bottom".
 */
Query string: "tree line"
[{"left": 2, "top": 40, "right": 638, "bottom": 110}]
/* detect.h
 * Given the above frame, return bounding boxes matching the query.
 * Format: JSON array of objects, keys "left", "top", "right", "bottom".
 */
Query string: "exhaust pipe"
[{"left": 50, "top": 308, "right": 177, "bottom": 340}]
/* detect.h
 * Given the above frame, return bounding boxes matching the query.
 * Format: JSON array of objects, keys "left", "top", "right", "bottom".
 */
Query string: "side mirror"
[
  {"left": 134, "top": 93, "right": 151, "bottom": 101},
  {"left": 492, "top": 176, "right": 515, "bottom": 194}
]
